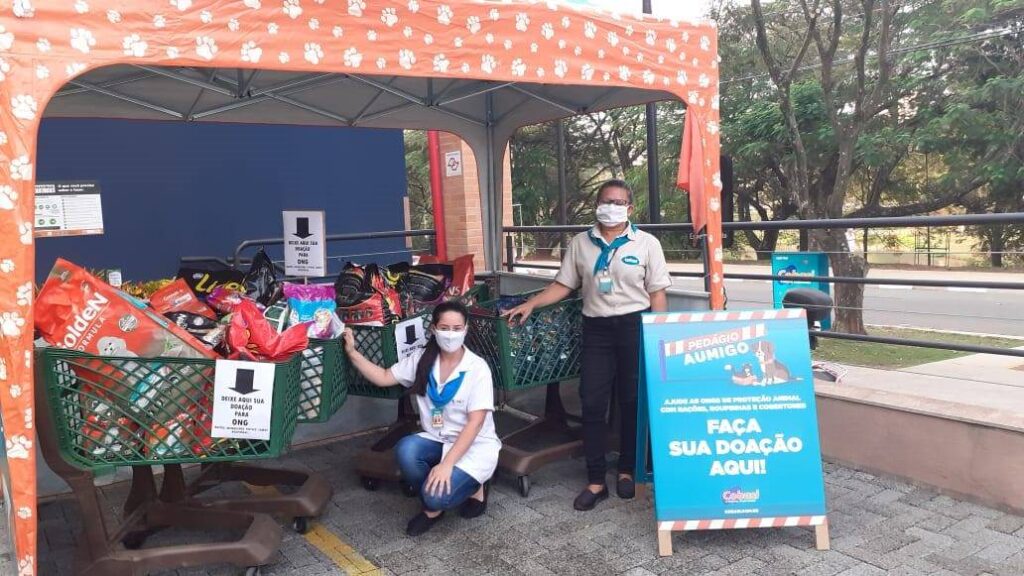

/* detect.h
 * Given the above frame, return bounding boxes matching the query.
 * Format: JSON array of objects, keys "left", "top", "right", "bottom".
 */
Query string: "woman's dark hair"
[{"left": 409, "top": 301, "right": 470, "bottom": 397}]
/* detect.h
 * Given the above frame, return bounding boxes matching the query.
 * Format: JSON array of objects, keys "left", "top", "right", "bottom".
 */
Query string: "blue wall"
[{"left": 35, "top": 119, "right": 410, "bottom": 283}]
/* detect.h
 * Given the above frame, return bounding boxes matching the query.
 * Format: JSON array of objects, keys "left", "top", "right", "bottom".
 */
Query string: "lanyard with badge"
[
  {"left": 426, "top": 370, "right": 467, "bottom": 428},
  {"left": 589, "top": 227, "right": 634, "bottom": 294}
]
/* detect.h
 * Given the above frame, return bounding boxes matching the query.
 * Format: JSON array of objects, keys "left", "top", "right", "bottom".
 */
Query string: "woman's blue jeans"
[{"left": 395, "top": 434, "right": 481, "bottom": 512}]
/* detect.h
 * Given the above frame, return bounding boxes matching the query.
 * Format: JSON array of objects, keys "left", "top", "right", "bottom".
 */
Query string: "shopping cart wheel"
[
  {"left": 361, "top": 476, "right": 379, "bottom": 491},
  {"left": 121, "top": 532, "right": 147, "bottom": 550},
  {"left": 243, "top": 567, "right": 261, "bottom": 576},
  {"left": 401, "top": 482, "right": 417, "bottom": 498},
  {"left": 293, "top": 516, "right": 310, "bottom": 534},
  {"left": 517, "top": 476, "right": 531, "bottom": 498}
]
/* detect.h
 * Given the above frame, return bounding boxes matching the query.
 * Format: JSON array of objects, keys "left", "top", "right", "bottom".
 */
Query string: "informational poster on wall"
[
  {"left": 33, "top": 181, "right": 104, "bottom": 237},
  {"left": 771, "top": 252, "right": 832, "bottom": 330},
  {"left": 282, "top": 210, "right": 327, "bottom": 278},
  {"left": 637, "top": 310, "right": 828, "bottom": 555},
  {"left": 212, "top": 360, "right": 276, "bottom": 441}
]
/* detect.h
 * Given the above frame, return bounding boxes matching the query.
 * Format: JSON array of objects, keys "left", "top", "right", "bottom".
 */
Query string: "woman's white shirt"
[{"left": 389, "top": 347, "right": 502, "bottom": 484}]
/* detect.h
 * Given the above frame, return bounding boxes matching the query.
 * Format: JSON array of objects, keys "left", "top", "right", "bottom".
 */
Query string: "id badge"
[
  {"left": 598, "top": 273, "right": 613, "bottom": 294},
  {"left": 431, "top": 408, "right": 444, "bottom": 429}
]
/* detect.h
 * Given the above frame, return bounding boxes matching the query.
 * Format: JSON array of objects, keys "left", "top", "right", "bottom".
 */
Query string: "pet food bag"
[
  {"left": 149, "top": 278, "right": 217, "bottom": 320},
  {"left": 334, "top": 263, "right": 402, "bottom": 326},
  {"left": 244, "top": 248, "right": 282, "bottom": 306},
  {"left": 207, "top": 285, "right": 248, "bottom": 315},
  {"left": 176, "top": 263, "right": 246, "bottom": 301},
  {"left": 36, "top": 259, "right": 217, "bottom": 360},
  {"left": 226, "top": 300, "right": 308, "bottom": 362},
  {"left": 417, "top": 254, "right": 475, "bottom": 299},
  {"left": 36, "top": 259, "right": 218, "bottom": 456}
]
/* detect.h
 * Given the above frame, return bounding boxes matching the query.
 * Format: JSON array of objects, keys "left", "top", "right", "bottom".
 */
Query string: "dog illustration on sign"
[
  {"left": 753, "top": 340, "right": 795, "bottom": 384},
  {"left": 725, "top": 340, "right": 797, "bottom": 385}
]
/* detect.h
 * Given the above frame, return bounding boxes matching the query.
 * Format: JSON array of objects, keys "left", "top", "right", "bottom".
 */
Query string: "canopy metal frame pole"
[
  {"left": 54, "top": 72, "right": 157, "bottom": 97},
  {"left": 190, "top": 74, "right": 344, "bottom": 120},
  {"left": 214, "top": 70, "right": 352, "bottom": 125},
  {"left": 66, "top": 80, "right": 184, "bottom": 119},
  {"left": 643, "top": 0, "right": 661, "bottom": 224},
  {"left": 484, "top": 92, "right": 501, "bottom": 271},
  {"left": 557, "top": 118, "right": 565, "bottom": 247},
  {"left": 508, "top": 85, "right": 581, "bottom": 115},
  {"left": 437, "top": 81, "right": 516, "bottom": 107}
]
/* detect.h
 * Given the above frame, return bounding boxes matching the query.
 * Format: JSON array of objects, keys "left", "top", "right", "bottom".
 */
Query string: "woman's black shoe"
[
  {"left": 617, "top": 475, "right": 636, "bottom": 499},
  {"left": 573, "top": 486, "right": 609, "bottom": 511},
  {"left": 406, "top": 511, "right": 444, "bottom": 536},
  {"left": 459, "top": 483, "right": 489, "bottom": 519}
]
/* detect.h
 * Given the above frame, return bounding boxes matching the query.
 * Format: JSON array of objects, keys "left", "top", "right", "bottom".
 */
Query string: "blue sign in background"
[
  {"left": 637, "top": 312, "right": 826, "bottom": 522},
  {"left": 771, "top": 252, "right": 832, "bottom": 330}
]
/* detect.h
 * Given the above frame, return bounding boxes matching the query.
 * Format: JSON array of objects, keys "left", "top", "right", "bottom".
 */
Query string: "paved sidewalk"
[{"left": 30, "top": 432, "right": 1024, "bottom": 576}]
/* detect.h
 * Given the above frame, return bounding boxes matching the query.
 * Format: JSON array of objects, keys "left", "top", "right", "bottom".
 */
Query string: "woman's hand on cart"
[
  {"left": 341, "top": 328, "right": 356, "bottom": 353},
  {"left": 501, "top": 302, "right": 535, "bottom": 326}
]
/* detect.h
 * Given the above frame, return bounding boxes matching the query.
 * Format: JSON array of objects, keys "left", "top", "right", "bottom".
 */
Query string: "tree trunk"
[
  {"left": 535, "top": 232, "right": 561, "bottom": 260},
  {"left": 757, "top": 229, "right": 781, "bottom": 261},
  {"left": 811, "top": 228, "right": 868, "bottom": 335},
  {"left": 989, "top": 227, "right": 1006, "bottom": 268}
]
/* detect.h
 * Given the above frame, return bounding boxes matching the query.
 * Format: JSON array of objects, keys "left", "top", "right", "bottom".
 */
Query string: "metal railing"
[
  {"left": 503, "top": 212, "right": 1024, "bottom": 359},
  {"left": 228, "top": 229, "right": 437, "bottom": 276}
]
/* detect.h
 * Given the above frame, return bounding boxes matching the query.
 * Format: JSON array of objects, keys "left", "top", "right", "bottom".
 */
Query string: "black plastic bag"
[
  {"left": 334, "top": 263, "right": 370, "bottom": 307},
  {"left": 244, "top": 248, "right": 281, "bottom": 306}
]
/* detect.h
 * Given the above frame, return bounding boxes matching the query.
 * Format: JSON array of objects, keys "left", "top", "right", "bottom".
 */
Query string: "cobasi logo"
[
  {"left": 621, "top": 255, "right": 640, "bottom": 266},
  {"left": 722, "top": 486, "right": 760, "bottom": 504}
]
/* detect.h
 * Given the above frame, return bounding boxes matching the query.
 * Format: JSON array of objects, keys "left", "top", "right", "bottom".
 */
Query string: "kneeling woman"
[{"left": 343, "top": 301, "right": 501, "bottom": 536}]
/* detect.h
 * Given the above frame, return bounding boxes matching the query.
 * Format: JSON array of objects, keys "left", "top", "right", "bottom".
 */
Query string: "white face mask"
[
  {"left": 596, "top": 203, "right": 629, "bottom": 226},
  {"left": 434, "top": 329, "right": 467, "bottom": 353}
]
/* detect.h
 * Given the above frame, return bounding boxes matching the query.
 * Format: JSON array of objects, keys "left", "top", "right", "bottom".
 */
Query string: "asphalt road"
[{"left": 669, "top": 277, "right": 1024, "bottom": 337}]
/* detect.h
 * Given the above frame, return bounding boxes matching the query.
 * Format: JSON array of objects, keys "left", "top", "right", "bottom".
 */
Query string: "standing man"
[{"left": 503, "top": 179, "right": 672, "bottom": 511}]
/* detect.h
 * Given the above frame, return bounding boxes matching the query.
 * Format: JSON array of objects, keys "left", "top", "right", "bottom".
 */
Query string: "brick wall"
[{"left": 437, "top": 132, "right": 513, "bottom": 270}]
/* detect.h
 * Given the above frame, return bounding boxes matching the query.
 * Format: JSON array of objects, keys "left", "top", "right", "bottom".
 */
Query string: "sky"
[{"left": 566, "top": 0, "right": 714, "bottom": 21}]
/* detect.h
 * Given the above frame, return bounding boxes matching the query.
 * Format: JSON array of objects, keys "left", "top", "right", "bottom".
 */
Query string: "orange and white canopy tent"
[{"left": 0, "top": 0, "right": 723, "bottom": 570}]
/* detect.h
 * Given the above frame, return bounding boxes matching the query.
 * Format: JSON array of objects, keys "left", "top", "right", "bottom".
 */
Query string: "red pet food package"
[
  {"left": 35, "top": 258, "right": 217, "bottom": 360},
  {"left": 415, "top": 254, "right": 475, "bottom": 298},
  {"left": 226, "top": 300, "right": 308, "bottom": 361},
  {"left": 149, "top": 278, "right": 217, "bottom": 320},
  {"left": 334, "top": 263, "right": 402, "bottom": 326},
  {"left": 207, "top": 285, "right": 250, "bottom": 315}
]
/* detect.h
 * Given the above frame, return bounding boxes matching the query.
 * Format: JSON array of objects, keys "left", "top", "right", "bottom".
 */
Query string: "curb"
[{"left": 865, "top": 324, "right": 1024, "bottom": 341}]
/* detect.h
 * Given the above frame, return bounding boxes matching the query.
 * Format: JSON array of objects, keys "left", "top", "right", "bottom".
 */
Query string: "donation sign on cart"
[
  {"left": 638, "top": 310, "right": 829, "bottom": 556},
  {"left": 282, "top": 210, "right": 327, "bottom": 278},
  {"left": 213, "top": 360, "right": 276, "bottom": 441}
]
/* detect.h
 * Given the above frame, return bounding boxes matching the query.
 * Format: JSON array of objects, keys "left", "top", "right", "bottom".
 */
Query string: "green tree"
[
  {"left": 509, "top": 103, "right": 702, "bottom": 261},
  {"left": 727, "top": 0, "right": 1022, "bottom": 333},
  {"left": 404, "top": 130, "right": 434, "bottom": 253}
]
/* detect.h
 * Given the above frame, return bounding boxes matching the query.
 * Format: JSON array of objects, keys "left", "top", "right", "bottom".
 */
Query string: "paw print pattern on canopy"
[{"left": 0, "top": 2, "right": 722, "bottom": 573}]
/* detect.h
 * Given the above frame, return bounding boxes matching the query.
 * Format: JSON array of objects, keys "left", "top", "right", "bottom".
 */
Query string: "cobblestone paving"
[{"left": 29, "top": 433, "right": 1024, "bottom": 575}]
